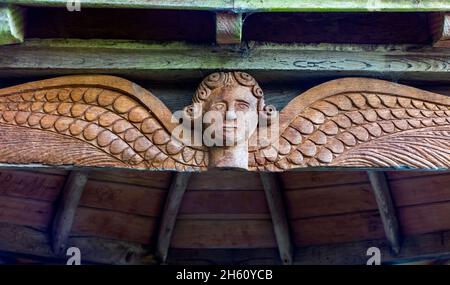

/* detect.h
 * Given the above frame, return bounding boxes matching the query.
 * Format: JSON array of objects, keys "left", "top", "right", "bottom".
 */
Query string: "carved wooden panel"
[{"left": 0, "top": 73, "right": 449, "bottom": 171}]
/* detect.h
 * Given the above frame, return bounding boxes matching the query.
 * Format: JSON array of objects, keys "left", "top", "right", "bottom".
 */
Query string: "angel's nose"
[{"left": 226, "top": 110, "right": 237, "bottom": 120}]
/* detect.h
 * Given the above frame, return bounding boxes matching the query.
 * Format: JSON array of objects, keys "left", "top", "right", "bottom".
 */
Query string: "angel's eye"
[
  {"left": 211, "top": 103, "right": 226, "bottom": 111},
  {"left": 236, "top": 102, "right": 249, "bottom": 110}
]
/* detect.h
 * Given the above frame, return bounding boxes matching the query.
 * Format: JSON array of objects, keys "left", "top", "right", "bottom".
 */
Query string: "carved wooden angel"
[{"left": 0, "top": 72, "right": 449, "bottom": 171}]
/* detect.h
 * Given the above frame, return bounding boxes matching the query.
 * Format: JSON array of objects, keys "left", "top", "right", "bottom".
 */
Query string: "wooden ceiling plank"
[
  {"left": 1, "top": 40, "right": 450, "bottom": 83},
  {"left": 0, "top": 5, "right": 24, "bottom": 45},
  {"left": 260, "top": 173, "right": 294, "bottom": 265},
  {"left": 430, "top": 13, "right": 450, "bottom": 48},
  {"left": 155, "top": 172, "right": 192, "bottom": 263},
  {"left": 1, "top": 0, "right": 450, "bottom": 11},
  {"left": 51, "top": 170, "right": 88, "bottom": 255},
  {"left": 367, "top": 171, "right": 402, "bottom": 255},
  {"left": 0, "top": 222, "right": 152, "bottom": 264},
  {"left": 215, "top": 12, "right": 242, "bottom": 44}
]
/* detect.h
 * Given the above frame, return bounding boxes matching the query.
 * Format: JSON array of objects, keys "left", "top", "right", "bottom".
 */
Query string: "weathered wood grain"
[
  {"left": 171, "top": 219, "right": 277, "bottom": 248},
  {"left": 1, "top": 40, "right": 450, "bottom": 83},
  {"left": 80, "top": 180, "right": 165, "bottom": 217},
  {"left": 155, "top": 173, "right": 191, "bottom": 263},
  {"left": 51, "top": 170, "right": 88, "bottom": 255},
  {"left": 168, "top": 230, "right": 450, "bottom": 264},
  {"left": 0, "top": 5, "right": 23, "bottom": 45},
  {"left": 260, "top": 173, "right": 293, "bottom": 264},
  {"left": 0, "top": 222, "right": 152, "bottom": 264},
  {"left": 368, "top": 171, "right": 402, "bottom": 254},
  {"left": 215, "top": 12, "right": 242, "bottom": 44},
  {"left": 430, "top": 13, "right": 450, "bottom": 48},
  {"left": 2, "top": 0, "right": 449, "bottom": 11},
  {"left": 72, "top": 207, "right": 158, "bottom": 244}
]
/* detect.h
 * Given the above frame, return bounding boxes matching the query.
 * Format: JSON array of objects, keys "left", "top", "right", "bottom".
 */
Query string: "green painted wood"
[
  {"left": 1, "top": 39, "right": 450, "bottom": 83},
  {"left": 234, "top": 0, "right": 450, "bottom": 12},
  {"left": 1, "top": 0, "right": 449, "bottom": 11},
  {"left": 0, "top": 0, "right": 233, "bottom": 10},
  {"left": 0, "top": 5, "right": 23, "bottom": 45}
]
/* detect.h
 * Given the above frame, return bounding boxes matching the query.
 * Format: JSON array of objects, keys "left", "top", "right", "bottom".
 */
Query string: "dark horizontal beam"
[
  {"left": 0, "top": 222, "right": 154, "bottom": 264},
  {"left": 168, "top": 231, "right": 450, "bottom": 265},
  {"left": 2, "top": 0, "right": 450, "bottom": 12},
  {"left": 1, "top": 40, "right": 450, "bottom": 83}
]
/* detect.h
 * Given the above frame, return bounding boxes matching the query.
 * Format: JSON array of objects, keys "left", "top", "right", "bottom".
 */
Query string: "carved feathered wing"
[
  {"left": 0, "top": 75, "right": 207, "bottom": 170},
  {"left": 249, "top": 78, "right": 450, "bottom": 171}
]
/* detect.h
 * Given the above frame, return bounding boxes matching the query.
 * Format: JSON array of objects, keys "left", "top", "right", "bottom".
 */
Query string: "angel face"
[{"left": 202, "top": 84, "right": 258, "bottom": 146}]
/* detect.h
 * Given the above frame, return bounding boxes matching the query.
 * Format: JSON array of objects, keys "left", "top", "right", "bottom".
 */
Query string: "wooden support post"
[
  {"left": 215, "top": 12, "right": 242, "bottom": 44},
  {"left": 430, "top": 13, "right": 450, "bottom": 48},
  {"left": 155, "top": 172, "right": 192, "bottom": 263},
  {"left": 260, "top": 173, "right": 293, "bottom": 265},
  {"left": 51, "top": 170, "right": 88, "bottom": 255},
  {"left": 0, "top": 5, "right": 24, "bottom": 45},
  {"left": 367, "top": 171, "right": 402, "bottom": 255}
]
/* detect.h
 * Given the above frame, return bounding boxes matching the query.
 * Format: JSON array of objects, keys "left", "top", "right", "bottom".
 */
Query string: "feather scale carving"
[
  {"left": 0, "top": 75, "right": 206, "bottom": 171},
  {"left": 249, "top": 78, "right": 450, "bottom": 171},
  {"left": 0, "top": 74, "right": 449, "bottom": 171}
]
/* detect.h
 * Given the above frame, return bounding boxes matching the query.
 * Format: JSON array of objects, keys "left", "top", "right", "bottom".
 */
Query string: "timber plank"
[
  {"left": 0, "top": 196, "right": 53, "bottom": 229},
  {"left": 285, "top": 183, "right": 377, "bottom": 219},
  {"left": 2, "top": 40, "right": 450, "bottom": 83},
  {"left": 171, "top": 219, "right": 277, "bottom": 248},
  {"left": 187, "top": 171, "right": 263, "bottom": 191},
  {"left": 2, "top": 0, "right": 449, "bottom": 11},
  {"left": 280, "top": 171, "right": 369, "bottom": 190},
  {"left": 80, "top": 180, "right": 165, "bottom": 217},
  {"left": 390, "top": 174, "right": 450, "bottom": 206},
  {"left": 88, "top": 169, "right": 172, "bottom": 189},
  {"left": 0, "top": 169, "right": 65, "bottom": 201},
  {"left": 179, "top": 190, "right": 269, "bottom": 215},
  {"left": 72, "top": 207, "right": 157, "bottom": 244},
  {"left": 0, "top": 222, "right": 151, "bottom": 264}
]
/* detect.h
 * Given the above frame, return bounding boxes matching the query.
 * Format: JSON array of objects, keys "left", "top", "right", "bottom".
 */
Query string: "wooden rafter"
[
  {"left": 215, "top": 12, "right": 242, "bottom": 44},
  {"left": 155, "top": 172, "right": 192, "bottom": 264},
  {"left": 0, "top": 5, "right": 24, "bottom": 45},
  {"left": 367, "top": 171, "right": 402, "bottom": 254},
  {"left": 1, "top": 0, "right": 450, "bottom": 11},
  {"left": 2, "top": 40, "right": 450, "bottom": 83},
  {"left": 260, "top": 173, "right": 293, "bottom": 265},
  {"left": 51, "top": 170, "right": 88, "bottom": 255},
  {"left": 430, "top": 13, "right": 450, "bottom": 48}
]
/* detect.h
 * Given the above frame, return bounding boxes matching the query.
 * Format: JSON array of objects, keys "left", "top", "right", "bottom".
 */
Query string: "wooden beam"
[
  {"left": 260, "top": 173, "right": 293, "bottom": 265},
  {"left": 155, "top": 172, "right": 191, "bottom": 263},
  {"left": 430, "top": 13, "right": 450, "bottom": 48},
  {"left": 51, "top": 170, "right": 88, "bottom": 255},
  {"left": 234, "top": 0, "right": 450, "bottom": 12},
  {"left": 0, "top": 5, "right": 24, "bottom": 45},
  {"left": 215, "top": 12, "right": 242, "bottom": 44},
  {"left": 367, "top": 171, "right": 402, "bottom": 255},
  {"left": 1, "top": 40, "right": 450, "bottom": 83},
  {"left": 1, "top": 0, "right": 450, "bottom": 11},
  {"left": 168, "top": 230, "right": 450, "bottom": 265},
  {"left": 0, "top": 222, "right": 153, "bottom": 264}
]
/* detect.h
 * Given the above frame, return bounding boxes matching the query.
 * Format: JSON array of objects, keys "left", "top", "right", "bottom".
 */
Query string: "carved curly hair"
[{"left": 193, "top": 72, "right": 266, "bottom": 111}]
